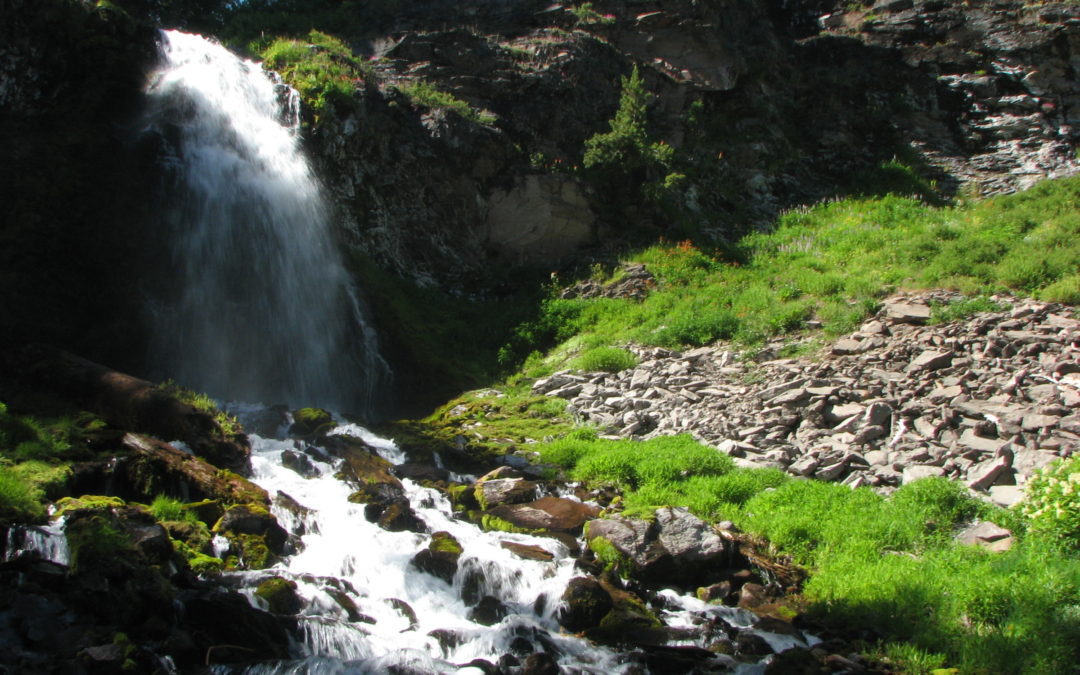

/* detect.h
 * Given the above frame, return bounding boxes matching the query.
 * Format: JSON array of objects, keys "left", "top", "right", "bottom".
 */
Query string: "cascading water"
[
  {"left": 140, "top": 31, "right": 387, "bottom": 413},
  {"left": 119, "top": 32, "right": 813, "bottom": 674},
  {"left": 204, "top": 409, "right": 817, "bottom": 674}
]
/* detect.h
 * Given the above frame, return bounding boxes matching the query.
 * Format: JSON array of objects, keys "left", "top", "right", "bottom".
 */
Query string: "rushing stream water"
[
  {"left": 209, "top": 407, "right": 809, "bottom": 674},
  {"left": 140, "top": 30, "right": 387, "bottom": 412},
  {"left": 68, "top": 30, "right": 821, "bottom": 673}
]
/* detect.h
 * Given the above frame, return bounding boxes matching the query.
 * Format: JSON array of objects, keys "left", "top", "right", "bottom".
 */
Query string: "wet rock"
[
  {"left": 289, "top": 407, "right": 334, "bottom": 438},
  {"left": 468, "top": 595, "right": 508, "bottom": 626},
  {"left": 641, "top": 644, "right": 722, "bottom": 672},
  {"left": 180, "top": 590, "right": 293, "bottom": 663},
  {"left": 557, "top": 576, "right": 613, "bottom": 632},
  {"left": 586, "top": 507, "right": 729, "bottom": 587},
  {"left": 521, "top": 652, "right": 560, "bottom": 675},
  {"left": 393, "top": 462, "right": 450, "bottom": 483},
  {"left": 735, "top": 630, "right": 774, "bottom": 656},
  {"left": 387, "top": 598, "right": 419, "bottom": 631},
  {"left": 411, "top": 531, "right": 463, "bottom": 584},
  {"left": 764, "top": 646, "right": 821, "bottom": 674},
  {"left": 487, "top": 496, "right": 600, "bottom": 533},
  {"left": 500, "top": 541, "right": 554, "bottom": 561},
  {"left": 255, "top": 576, "right": 303, "bottom": 615},
  {"left": 281, "top": 450, "right": 320, "bottom": 478}
]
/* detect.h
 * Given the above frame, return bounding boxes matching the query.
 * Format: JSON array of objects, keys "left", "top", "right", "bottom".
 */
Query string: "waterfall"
[{"left": 140, "top": 31, "right": 388, "bottom": 414}]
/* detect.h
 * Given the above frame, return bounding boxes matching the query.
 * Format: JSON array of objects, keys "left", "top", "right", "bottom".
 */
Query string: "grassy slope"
[
  {"left": 429, "top": 176, "right": 1080, "bottom": 673},
  {"left": 503, "top": 176, "right": 1079, "bottom": 376}
]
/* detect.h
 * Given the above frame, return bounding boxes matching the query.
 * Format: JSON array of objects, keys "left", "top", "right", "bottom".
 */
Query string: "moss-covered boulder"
[
  {"left": 289, "top": 407, "right": 334, "bottom": 438},
  {"left": 255, "top": 576, "right": 304, "bottom": 615},
  {"left": 557, "top": 576, "right": 613, "bottom": 633},
  {"left": 212, "top": 503, "right": 289, "bottom": 570},
  {"left": 410, "top": 530, "right": 463, "bottom": 584}
]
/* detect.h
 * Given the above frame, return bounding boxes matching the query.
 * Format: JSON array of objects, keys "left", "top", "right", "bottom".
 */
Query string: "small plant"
[
  {"left": 1020, "top": 456, "right": 1080, "bottom": 552},
  {"left": 150, "top": 494, "right": 197, "bottom": 524},
  {"left": 572, "top": 346, "right": 638, "bottom": 373},
  {"left": 569, "top": 3, "right": 615, "bottom": 25},
  {"left": 928, "top": 296, "right": 1007, "bottom": 324},
  {"left": 396, "top": 80, "right": 497, "bottom": 125}
]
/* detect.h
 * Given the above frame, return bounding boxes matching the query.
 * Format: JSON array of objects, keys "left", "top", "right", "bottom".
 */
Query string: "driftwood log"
[{"left": 9, "top": 345, "right": 251, "bottom": 475}]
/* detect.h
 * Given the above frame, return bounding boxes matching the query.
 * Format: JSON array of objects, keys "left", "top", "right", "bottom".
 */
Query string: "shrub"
[{"left": 1020, "top": 456, "right": 1080, "bottom": 552}]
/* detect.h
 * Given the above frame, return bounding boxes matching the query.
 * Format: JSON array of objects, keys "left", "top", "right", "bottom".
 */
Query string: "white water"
[
  {"left": 141, "top": 31, "right": 388, "bottom": 413},
  {"left": 238, "top": 428, "right": 625, "bottom": 672}
]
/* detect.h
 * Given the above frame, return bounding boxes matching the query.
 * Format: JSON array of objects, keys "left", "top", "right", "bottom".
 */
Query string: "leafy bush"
[
  {"left": 572, "top": 346, "right": 638, "bottom": 373},
  {"left": 1020, "top": 456, "right": 1080, "bottom": 552}
]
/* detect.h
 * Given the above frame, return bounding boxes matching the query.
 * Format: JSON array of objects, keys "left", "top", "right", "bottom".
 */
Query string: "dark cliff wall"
[{"left": 0, "top": 0, "right": 160, "bottom": 371}]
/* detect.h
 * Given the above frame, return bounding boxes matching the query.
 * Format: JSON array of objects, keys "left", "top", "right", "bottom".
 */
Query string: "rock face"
[{"left": 537, "top": 293, "right": 1079, "bottom": 504}]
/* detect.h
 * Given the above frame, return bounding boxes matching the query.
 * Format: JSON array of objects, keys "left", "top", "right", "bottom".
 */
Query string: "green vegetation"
[
  {"left": 583, "top": 66, "right": 681, "bottom": 209},
  {"left": 149, "top": 494, "right": 198, "bottom": 524},
  {"left": 0, "top": 401, "right": 99, "bottom": 522},
  {"left": 534, "top": 430, "right": 1080, "bottom": 673},
  {"left": 571, "top": 346, "right": 638, "bottom": 373},
  {"left": 569, "top": 3, "right": 615, "bottom": 26},
  {"left": 1020, "top": 456, "right": 1080, "bottom": 553},
  {"left": 395, "top": 80, "right": 497, "bottom": 125},
  {"left": 157, "top": 381, "right": 242, "bottom": 436},
  {"left": 503, "top": 175, "right": 1080, "bottom": 365},
  {"left": 257, "top": 30, "right": 366, "bottom": 115}
]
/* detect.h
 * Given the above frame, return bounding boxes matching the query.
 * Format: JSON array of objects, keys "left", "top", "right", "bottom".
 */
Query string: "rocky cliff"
[{"left": 2, "top": 0, "right": 1077, "bottom": 407}]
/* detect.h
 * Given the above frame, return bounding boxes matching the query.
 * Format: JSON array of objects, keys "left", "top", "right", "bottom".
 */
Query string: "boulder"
[
  {"left": 475, "top": 478, "right": 538, "bottom": 510},
  {"left": 557, "top": 577, "right": 614, "bottom": 632},
  {"left": 411, "top": 531, "right": 463, "bottom": 584},
  {"left": 487, "top": 496, "right": 599, "bottom": 534},
  {"left": 586, "top": 508, "right": 730, "bottom": 587}
]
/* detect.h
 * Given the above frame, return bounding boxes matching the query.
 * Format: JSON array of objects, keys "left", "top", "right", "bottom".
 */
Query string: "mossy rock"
[
  {"left": 54, "top": 494, "right": 127, "bottom": 518},
  {"left": 255, "top": 576, "right": 303, "bottom": 615},
  {"left": 584, "top": 582, "right": 664, "bottom": 645},
  {"left": 588, "top": 535, "right": 635, "bottom": 578},
  {"left": 162, "top": 519, "right": 212, "bottom": 554},
  {"left": 558, "top": 576, "right": 614, "bottom": 632},
  {"left": 183, "top": 499, "right": 224, "bottom": 527},
  {"left": 446, "top": 483, "right": 480, "bottom": 512},
  {"left": 223, "top": 532, "right": 275, "bottom": 570},
  {"left": 480, "top": 514, "right": 535, "bottom": 535},
  {"left": 290, "top": 407, "right": 334, "bottom": 437},
  {"left": 188, "top": 552, "right": 224, "bottom": 576},
  {"left": 410, "top": 531, "right": 463, "bottom": 584},
  {"left": 429, "top": 531, "right": 464, "bottom": 555}
]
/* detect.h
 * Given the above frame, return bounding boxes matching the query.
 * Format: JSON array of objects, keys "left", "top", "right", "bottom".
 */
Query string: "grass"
[
  {"left": 395, "top": 80, "right": 497, "bottom": 125},
  {"left": 532, "top": 431, "right": 1080, "bottom": 673},
  {"left": 257, "top": 30, "right": 367, "bottom": 116},
  {"left": 501, "top": 175, "right": 1080, "bottom": 367}
]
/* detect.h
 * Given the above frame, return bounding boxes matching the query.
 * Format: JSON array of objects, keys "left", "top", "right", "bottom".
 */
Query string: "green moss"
[
  {"left": 156, "top": 382, "right": 242, "bottom": 436},
  {"left": 291, "top": 407, "right": 334, "bottom": 437},
  {"left": 189, "top": 553, "right": 224, "bottom": 575},
  {"left": 0, "top": 469, "right": 46, "bottom": 523},
  {"left": 54, "top": 494, "right": 126, "bottom": 517},
  {"left": 224, "top": 533, "right": 274, "bottom": 570},
  {"left": 429, "top": 531, "right": 463, "bottom": 555},
  {"left": 255, "top": 576, "right": 300, "bottom": 613},
  {"left": 480, "top": 514, "right": 533, "bottom": 534},
  {"left": 588, "top": 535, "right": 634, "bottom": 577},
  {"left": 446, "top": 483, "right": 479, "bottom": 512},
  {"left": 65, "top": 512, "right": 133, "bottom": 571}
]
